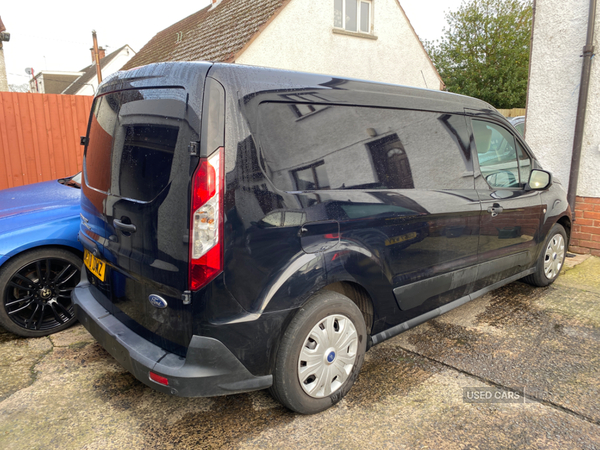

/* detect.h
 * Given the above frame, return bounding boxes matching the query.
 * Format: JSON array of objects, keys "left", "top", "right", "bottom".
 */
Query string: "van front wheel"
[
  {"left": 270, "top": 291, "right": 367, "bottom": 414},
  {"left": 523, "top": 223, "right": 567, "bottom": 287}
]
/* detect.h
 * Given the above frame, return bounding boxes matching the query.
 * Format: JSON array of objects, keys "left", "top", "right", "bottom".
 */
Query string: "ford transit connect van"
[{"left": 74, "top": 62, "right": 571, "bottom": 414}]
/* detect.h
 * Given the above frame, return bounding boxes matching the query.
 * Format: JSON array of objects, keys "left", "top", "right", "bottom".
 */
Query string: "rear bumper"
[{"left": 73, "top": 273, "right": 272, "bottom": 397}]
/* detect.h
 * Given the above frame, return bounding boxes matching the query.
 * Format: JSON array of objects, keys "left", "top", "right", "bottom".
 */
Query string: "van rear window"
[
  {"left": 256, "top": 103, "right": 473, "bottom": 192},
  {"left": 117, "top": 125, "right": 179, "bottom": 201},
  {"left": 84, "top": 88, "right": 187, "bottom": 201},
  {"left": 86, "top": 95, "right": 116, "bottom": 193}
]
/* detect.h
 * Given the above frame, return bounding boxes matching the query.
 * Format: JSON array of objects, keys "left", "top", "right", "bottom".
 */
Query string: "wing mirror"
[{"left": 526, "top": 169, "right": 552, "bottom": 191}]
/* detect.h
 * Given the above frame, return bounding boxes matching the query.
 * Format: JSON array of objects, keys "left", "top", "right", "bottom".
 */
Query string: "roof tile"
[{"left": 122, "top": 0, "right": 287, "bottom": 70}]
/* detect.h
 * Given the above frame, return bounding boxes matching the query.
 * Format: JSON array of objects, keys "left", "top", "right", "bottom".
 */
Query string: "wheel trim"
[
  {"left": 543, "top": 233, "right": 565, "bottom": 280},
  {"left": 3, "top": 258, "right": 79, "bottom": 332},
  {"left": 297, "top": 314, "right": 358, "bottom": 398}
]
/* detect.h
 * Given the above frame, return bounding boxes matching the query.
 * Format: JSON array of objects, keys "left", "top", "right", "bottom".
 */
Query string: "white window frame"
[{"left": 334, "top": 0, "right": 373, "bottom": 34}]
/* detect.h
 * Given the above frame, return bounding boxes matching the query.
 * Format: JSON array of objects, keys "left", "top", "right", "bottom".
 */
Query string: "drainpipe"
[{"left": 567, "top": 0, "right": 597, "bottom": 213}]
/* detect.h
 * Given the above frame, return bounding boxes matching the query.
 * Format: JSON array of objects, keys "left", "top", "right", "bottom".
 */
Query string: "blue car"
[{"left": 0, "top": 173, "right": 82, "bottom": 337}]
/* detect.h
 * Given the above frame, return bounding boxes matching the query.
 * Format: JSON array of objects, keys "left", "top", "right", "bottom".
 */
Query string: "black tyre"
[
  {"left": 270, "top": 290, "right": 367, "bottom": 414},
  {"left": 0, "top": 248, "right": 81, "bottom": 337},
  {"left": 523, "top": 224, "right": 567, "bottom": 287}
]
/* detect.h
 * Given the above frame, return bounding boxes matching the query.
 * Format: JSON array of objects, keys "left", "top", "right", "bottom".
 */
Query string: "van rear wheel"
[{"left": 270, "top": 291, "right": 367, "bottom": 414}]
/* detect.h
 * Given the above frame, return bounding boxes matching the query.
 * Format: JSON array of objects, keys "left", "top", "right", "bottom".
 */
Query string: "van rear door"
[{"left": 81, "top": 85, "right": 202, "bottom": 356}]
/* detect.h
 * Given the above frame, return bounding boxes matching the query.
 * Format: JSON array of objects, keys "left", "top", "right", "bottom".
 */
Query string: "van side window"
[
  {"left": 472, "top": 120, "right": 528, "bottom": 189},
  {"left": 256, "top": 103, "right": 473, "bottom": 191}
]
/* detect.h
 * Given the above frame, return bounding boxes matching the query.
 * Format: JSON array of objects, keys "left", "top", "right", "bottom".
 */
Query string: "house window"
[
  {"left": 292, "top": 161, "right": 331, "bottom": 191},
  {"left": 289, "top": 103, "right": 328, "bottom": 119},
  {"left": 334, "top": 0, "right": 372, "bottom": 33}
]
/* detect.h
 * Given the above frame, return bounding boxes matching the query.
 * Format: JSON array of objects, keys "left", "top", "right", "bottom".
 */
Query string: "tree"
[{"left": 425, "top": 0, "right": 532, "bottom": 109}]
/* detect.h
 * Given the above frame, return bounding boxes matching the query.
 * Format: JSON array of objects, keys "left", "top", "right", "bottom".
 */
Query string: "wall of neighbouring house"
[
  {"left": 33, "top": 73, "right": 81, "bottom": 94},
  {"left": 526, "top": 0, "right": 600, "bottom": 255},
  {"left": 72, "top": 47, "right": 135, "bottom": 96},
  {"left": 0, "top": 92, "right": 92, "bottom": 189},
  {"left": 235, "top": 0, "right": 441, "bottom": 90},
  {"left": 0, "top": 47, "right": 8, "bottom": 92}
]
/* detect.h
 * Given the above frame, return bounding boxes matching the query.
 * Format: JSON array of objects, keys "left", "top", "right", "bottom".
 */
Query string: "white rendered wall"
[
  {"left": 526, "top": 0, "right": 600, "bottom": 197},
  {"left": 236, "top": 0, "right": 441, "bottom": 90},
  {"left": 0, "top": 47, "right": 8, "bottom": 91}
]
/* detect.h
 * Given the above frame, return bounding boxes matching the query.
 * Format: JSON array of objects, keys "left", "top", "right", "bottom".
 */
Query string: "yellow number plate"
[
  {"left": 84, "top": 249, "right": 106, "bottom": 282},
  {"left": 385, "top": 231, "right": 418, "bottom": 246}
]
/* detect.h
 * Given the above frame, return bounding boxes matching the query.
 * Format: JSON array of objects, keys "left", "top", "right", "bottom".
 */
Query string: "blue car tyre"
[
  {"left": 0, "top": 248, "right": 81, "bottom": 337},
  {"left": 269, "top": 291, "right": 367, "bottom": 414}
]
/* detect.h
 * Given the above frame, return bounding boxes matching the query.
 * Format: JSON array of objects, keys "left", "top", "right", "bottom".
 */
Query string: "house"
[
  {"left": 29, "top": 70, "right": 83, "bottom": 95},
  {"left": 30, "top": 45, "right": 135, "bottom": 95},
  {"left": 525, "top": 0, "right": 600, "bottom": 255},
  {"left": 122, "top": 0, "right": 443, "bottom": 90}
]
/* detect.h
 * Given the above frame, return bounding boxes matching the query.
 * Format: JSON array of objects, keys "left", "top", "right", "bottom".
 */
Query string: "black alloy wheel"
[{"left": 0, "top": 248, "right": 81, "bottom": 337}]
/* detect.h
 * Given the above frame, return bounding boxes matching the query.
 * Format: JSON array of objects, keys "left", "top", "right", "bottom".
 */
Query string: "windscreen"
[{"left": 84, "top": 88, "right": 188, "bottom": 202}]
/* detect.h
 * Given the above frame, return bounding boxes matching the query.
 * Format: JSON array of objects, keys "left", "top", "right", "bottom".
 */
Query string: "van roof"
[{"left": 101, "top": 61, "right": 497, "bottom": 117}]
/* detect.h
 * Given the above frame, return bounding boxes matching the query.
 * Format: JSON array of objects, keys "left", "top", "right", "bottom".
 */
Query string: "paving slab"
[
  {"left": 0, "top": 329, "right": 52, "bottom": 402},
  {"left": 0, "top": 257, "right": 599, "bottom": 449},
  {"left": 393, "top": 260, "right": 600, "bottom": 424},
  {"left": 0, "top": 336, "right": 598, "bottom": 450},
  {"left": 556, "top": 255, "right": 600, "bottom": 295}
]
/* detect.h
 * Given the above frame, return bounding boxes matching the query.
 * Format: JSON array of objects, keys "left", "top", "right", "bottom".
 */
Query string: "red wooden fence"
[{"left": 0, "top": 92, "right": 93, "bottom": 190}]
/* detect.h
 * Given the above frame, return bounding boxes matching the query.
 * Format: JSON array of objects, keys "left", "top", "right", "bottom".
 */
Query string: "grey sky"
[{"left": 2, "top": 0, "right": 463, "bottom": 87}]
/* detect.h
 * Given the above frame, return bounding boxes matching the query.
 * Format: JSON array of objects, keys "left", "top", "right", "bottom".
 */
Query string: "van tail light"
[{"left": 189, "top": 147, "right": 224, "bottom": 291}]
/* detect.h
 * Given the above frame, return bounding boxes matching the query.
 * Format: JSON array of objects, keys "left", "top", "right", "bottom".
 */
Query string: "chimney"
[
  {"left": 0, "top": 16, "right": 9, "bottom": 92},
  {"left": 210, "top": 0, "right": 222, "bottom": 9},
  {"left": 90, "top": 46, "right": 106, "bottom": 62}
]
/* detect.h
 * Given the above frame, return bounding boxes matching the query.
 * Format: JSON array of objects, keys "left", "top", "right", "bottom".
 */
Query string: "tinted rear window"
[
  {"left": 256, "top": 103, "right": 473, "bottom": 192},
  {"left": 84, "top": 88, "right": 187, "bottom": 201},
  {"left": 116, "top": 124, "right": 179, "bottom": 201}
]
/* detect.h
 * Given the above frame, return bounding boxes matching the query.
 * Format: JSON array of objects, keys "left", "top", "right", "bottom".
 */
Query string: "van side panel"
[
  {"left": 467, "top": 116, "right": 546, "bottom": 289},
  {"left": 250, "top": 101, "right": 480, "bottom": 327},
  {"left": 203, "top": 65, "right": 483, "bottom": 349}
]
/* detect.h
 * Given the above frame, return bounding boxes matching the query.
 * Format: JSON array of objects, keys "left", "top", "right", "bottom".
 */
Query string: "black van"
[{"left": 74, "top": 62, "right": 571, "bottom": 414}]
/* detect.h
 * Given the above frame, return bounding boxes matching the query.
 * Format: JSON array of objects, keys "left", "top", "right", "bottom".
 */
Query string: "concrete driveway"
[{"left": 1, "top": 257, "right": 599, "bottom": 449}]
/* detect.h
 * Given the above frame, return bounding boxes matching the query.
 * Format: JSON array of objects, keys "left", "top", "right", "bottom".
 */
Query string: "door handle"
[
  {"left": 487, "top": 204, "right": 504, "bottom": 217},
  {"left": 113, "top": 219, "right": 137, "bottom": 233}
]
